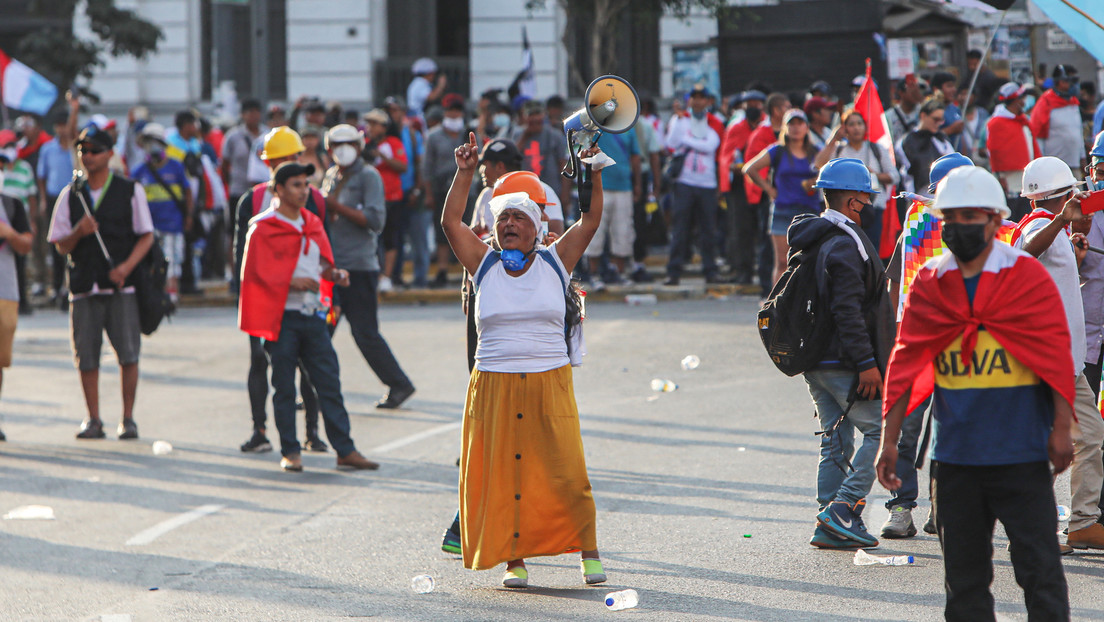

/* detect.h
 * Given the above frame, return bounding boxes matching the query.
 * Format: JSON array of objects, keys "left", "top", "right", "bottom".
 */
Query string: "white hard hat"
[
  {"left": 139, "top": 122, "right": 166, "bottom": 143},
  {"left": 1021, "top": 156, "right": 1083, "bottom": 199},
  {"left": 933, "top": 166, "right": 1011, "bottom": 218},
  {"left": 324, "top": 123, "right": 364, "bottom": 150}
]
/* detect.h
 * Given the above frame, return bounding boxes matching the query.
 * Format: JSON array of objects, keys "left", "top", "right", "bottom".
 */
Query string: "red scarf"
[
  {"left": 883, "top": 242, "right": 1075, "bottom": 418},
  {"left": 238, "top": 208, "right": 333, "bottom": 341},
  {"left": 1009, "top": 209, "right": 1060, "bottom": 246}
]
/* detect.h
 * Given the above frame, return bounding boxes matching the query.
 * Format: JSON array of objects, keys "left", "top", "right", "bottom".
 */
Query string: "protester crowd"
[{"left": 3, "top": 49, "right": 1104, "bottom": 615}]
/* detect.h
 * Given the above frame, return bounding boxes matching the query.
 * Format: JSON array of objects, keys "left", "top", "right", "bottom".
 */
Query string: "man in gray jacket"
[{"left": 323, "top": 125, "right": 415, "bottom": 409}]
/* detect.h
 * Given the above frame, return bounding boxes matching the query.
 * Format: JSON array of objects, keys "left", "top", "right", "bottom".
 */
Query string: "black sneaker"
[
  {"left": 630, "top": 267, "right": 654, "bottom": 283},
  {"left": 117, "top": 419, "right": 139, "bottom": 440},
  {"left": 76, "top": 418, "right": 106, "bottom": 439},
  {"left": 0, "top": 427, "right": 6, "bottom": 441},
  {"left": 304, "top": 433, "right": 329, "bottom": 452},
  {"left": 240, "top": 430, "right": 273, "bottom": 453},
  {"left": 431, "top": 270, "right": 449, "bottom": 289},
  {"left": 376, "top": 384, "right": 416, "bottom": 410},
  {"left": 442, "top": 527, "right": 462, "bottom": 554}
]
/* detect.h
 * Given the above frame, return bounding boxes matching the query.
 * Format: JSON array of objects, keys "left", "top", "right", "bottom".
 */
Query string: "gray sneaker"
[
  {"left": 880, "top": 506, "right": 917, "bottom": 539},
  {"left": 923, "top": 506, "right": 937, "bottom": 534}
]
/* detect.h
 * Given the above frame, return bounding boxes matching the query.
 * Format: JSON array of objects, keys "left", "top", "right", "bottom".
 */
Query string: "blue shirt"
[
  {"left": 942, "top": 103, "right": 963, "bottom": 150},
  {"left": 132, "top": 158, "right": 191, "bottom": 233},
  {"left": 1093, "top": 99, "right": 1104, "bottom": 140},
  {"left": 594, "top": 131, "right": 640, "bottom": 192},
  {"left": 767, "top": 144, "right": 819, "bottom": 209},
  {"left": 399, "top": 125, "right": 423, "bottom": 193},
  {"left": 35, "top": 138, "right": 73, "bottom": 197}
]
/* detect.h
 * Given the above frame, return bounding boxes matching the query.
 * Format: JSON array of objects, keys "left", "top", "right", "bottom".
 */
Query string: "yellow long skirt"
[{"left": 459, "top": 365, "right": 598, "bottom": 571}]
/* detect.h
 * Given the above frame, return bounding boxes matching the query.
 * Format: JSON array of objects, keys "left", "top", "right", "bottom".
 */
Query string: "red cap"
[
  {"left": 803, "top": 96, "right": 833, "bottom": 116},
  {"left": 0, "top": 129, "right": 16, "bottom": 146}
]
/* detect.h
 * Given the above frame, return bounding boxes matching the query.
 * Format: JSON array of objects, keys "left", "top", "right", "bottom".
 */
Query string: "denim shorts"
[{"left": 769, "top": 202, "right": 819, "bottom": 237}]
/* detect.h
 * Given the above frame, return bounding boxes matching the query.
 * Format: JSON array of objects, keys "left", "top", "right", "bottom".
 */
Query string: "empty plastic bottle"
[
  {"left": 1057, "top": 505, "right": 1070, "bottom": 522},
  {"left": 152, "top": 440, "right": 173, "bottom": 455},
  {"left": 853, "top": 549, "right": 914, "bottom": 566},
  {"left": 411, "top": 574, "right": 435, "bottom": 594},
  {"left": 650, "top": 379, "right": 677, "bottom": 392},
  {"left": 680, "top": 355, "right": 701, "bottom": 370},
  {"left": 604, "top": 589, "right": 638, "bottom": 611}
]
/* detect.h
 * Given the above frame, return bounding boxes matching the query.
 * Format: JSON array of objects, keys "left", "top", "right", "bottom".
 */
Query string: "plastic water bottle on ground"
[
  {"left": 604, "top": 589, "right": 638, "bottom": 611},
  {"left": 650, "top": 379, "right": 677, "bottom": 392},
  {"left": 152, "top": 440, "right": 173, "bottom": 455},
  {"left": 411, "top": 574, "right": 435, "bottom": 593},
  {"left": 680, "top": 355, "right": 700, "bottom": 370},
  {"left": 1057, "top": 505, "right": 1070, "bottom": 522},
  {"left": 853, "top": 549, "right": 914, "bottom": 566}
]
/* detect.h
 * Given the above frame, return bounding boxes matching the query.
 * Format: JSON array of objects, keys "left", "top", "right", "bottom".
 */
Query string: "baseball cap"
[
  {"left": 0, "top": 147, "right": 16, "bottom": 163},
  {"left": 75, "top": 125, "right": 115, "bottom": 151},
  {"left": 363, "top": 109, "right": 389, "bottom": 124},
  {"left": 783, "top": 109, "right": 808, "bottom": 125},
  {"left": 273, "top": 161, "right": 317, "bottom": 186},
  {"left": 997, "top": 82, "right": 1026, "bottom": 102},
  {"left": 809, "top": 80, "right": 832, "bottom": 96},
  {"left": 689, "top": 83, "right": 710, "bottom": 98},
  {"left": 411, "top": 57, "right": 438, "bottom": 75},
  {"left": 479, "top": 139, "right": 522, "bottom": 166},
  {"left": 442, "top": 93, "right": 466, "bottom": 111},
  {"left": 521, "top": 98, "right": 545, "bottom": 115},
  {"left": 741, "top": 90, "right": 766, "bottom": 103},
  {"left": 511, "top": 94, "right": 531, "bottom": 113},
  {"left": 803, "top": 96, "right": 833, "bottom": 116}
]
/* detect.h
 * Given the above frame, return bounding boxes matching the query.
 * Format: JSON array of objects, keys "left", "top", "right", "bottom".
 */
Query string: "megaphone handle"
[{"left": 577, "top": 164, "right": 593, "bottom": 214}]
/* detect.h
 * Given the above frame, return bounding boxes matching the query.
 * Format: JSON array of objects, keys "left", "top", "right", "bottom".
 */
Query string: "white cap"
[
  {"left": 488, "top": 192, "right": 542, "bottom": 235},
  {"left": 1021, "top": 156, "right": 1083, "bottom": 199},
  {"left": 139, "top": 122, "right": 166, "bottom": 143},
  {"left": 933, "top": 166, "right": 1011, "bottom": 218},
  {"left": 411, "top": 57, "right": 438, "bottom": 75},
  {"left": 997, "top": 82, "right": 1026, "bottom": 102}
]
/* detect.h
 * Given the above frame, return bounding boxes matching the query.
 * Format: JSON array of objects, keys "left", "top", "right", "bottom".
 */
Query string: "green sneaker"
[
  {"left": 502, "top": 565, "right": 528, "bottom": 588},
  {"left": 441, "top": 528, "right": 461, "bottom": 555},
  {"left": 582, "top": 558, "right": 606, "bottom": 584}
]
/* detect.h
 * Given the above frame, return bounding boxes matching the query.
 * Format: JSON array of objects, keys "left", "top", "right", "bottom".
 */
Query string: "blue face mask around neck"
[{"left": 501, "top": 248, "right": 532, "bottom": 271}]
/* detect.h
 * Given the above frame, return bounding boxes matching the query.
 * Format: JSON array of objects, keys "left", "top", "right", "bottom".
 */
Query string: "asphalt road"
[{"left": 1, "top": 298, "right": 1102, "bottom": 621}]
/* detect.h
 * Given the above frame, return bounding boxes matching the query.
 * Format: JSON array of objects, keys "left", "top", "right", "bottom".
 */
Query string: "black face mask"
[
  {"left": 745, "top": 107, "right": 763, "bottom": 124},
  {"left": 942, "top": 222, "right": 989, "bottom": 261}
]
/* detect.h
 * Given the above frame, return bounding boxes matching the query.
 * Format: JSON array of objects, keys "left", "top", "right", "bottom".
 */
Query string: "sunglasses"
[{"left": 78, "top": 144, "right": 108, "bottom": 155}]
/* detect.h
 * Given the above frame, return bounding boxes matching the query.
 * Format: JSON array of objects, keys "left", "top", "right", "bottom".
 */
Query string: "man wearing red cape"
[
  {"left": 876, "top": 166, "right": 1074, "bottom": 621},
  {"left": 239, "top": 161, "right": 378, "bottom": 473}
]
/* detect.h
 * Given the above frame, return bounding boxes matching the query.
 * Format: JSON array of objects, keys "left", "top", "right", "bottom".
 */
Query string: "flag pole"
[
  {"left": 962, "top": 10, "right": 1007, "bottom": 111},
  {"left": 865, "top": 58, "right": 873, "bottom": 142}
]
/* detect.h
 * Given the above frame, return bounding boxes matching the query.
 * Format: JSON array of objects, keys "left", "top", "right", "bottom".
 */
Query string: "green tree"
[
  {"left": 18, "top": 0, "right": 163, "bottom": 103},
  {"left": 527, "top": 0, "right": 727, "bottom": 94}
]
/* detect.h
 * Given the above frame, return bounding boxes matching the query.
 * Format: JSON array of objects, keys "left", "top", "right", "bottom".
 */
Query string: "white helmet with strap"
[{"left": 1021, "top": 156, "right": 1082, "bottom": 200}]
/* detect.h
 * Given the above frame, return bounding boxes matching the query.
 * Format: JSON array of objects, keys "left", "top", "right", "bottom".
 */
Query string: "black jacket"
[
  {"left": 788, "top": 212, "right": 894, "bottom": 373},
  {"left": 901, "top": 129, "right": 952, "bottom": 192}
]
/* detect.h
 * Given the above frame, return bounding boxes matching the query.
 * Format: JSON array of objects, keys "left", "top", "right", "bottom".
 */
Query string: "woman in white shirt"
[
  {"left": 441, "top": 132, "right": 607, "bottom": 589},
  {"left": 814, "top": 110, "right": 899, "bottom": 254}
]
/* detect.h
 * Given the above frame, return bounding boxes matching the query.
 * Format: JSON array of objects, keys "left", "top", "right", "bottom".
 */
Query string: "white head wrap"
[{"left": 488, "top": 192, "right": 543, "bottom": 237}]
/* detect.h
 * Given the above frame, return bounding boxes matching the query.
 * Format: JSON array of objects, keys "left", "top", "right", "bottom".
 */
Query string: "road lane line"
[
  {"left": 370, "top": 421, "right": 460, "bottom": 455},
  {"left": 125, "top": 504, "right": 224, "bottom": 546},
  {"left": 100, "top": 615, "right": 132, "bottom": 622}
]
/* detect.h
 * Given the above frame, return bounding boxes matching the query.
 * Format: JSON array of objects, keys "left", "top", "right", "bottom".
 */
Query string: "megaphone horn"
[{"left": 562, "top": 75, "right": 640, "bottom": 179}]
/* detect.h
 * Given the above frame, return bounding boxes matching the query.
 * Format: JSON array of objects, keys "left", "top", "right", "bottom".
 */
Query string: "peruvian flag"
[
  {"left": 853, "top": 58, "right": 899, "bottom": 258},
  {"left": 0, "top": 48, "right": 58, "bottom": 116}
]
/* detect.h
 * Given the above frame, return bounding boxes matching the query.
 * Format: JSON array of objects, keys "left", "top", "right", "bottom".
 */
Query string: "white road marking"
[
  {"left": 369, "top": 422, "right": 461, "bottom": 455},
  {"left": 125, "top": 504, "right": 224, "bottom": 546},
  {"left": 100, "top": 615, "right": 132, "bottom": 622}
]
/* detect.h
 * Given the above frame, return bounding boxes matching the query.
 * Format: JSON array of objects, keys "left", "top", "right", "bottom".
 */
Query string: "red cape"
[
  {"left": 238, "top": 207, "right": 333, "bottom": 341},
  {"left": 883, "top": 241, "right": 1075, "bottom": 418}
]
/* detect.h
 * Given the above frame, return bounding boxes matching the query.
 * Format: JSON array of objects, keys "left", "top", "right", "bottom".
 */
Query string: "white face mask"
[
  {"left": 493, "top": 113, "right": 511, "bottom": 129},
  {"left": 442, "top": 116, "right": 465, "bottom": 132},
  {"left": 333, "top": 144, "right": 359, "bottom": 167}
]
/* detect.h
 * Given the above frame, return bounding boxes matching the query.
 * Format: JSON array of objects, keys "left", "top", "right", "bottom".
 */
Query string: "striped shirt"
[{"left": 2, "top": 160, "right": 37, "bottom": 202}]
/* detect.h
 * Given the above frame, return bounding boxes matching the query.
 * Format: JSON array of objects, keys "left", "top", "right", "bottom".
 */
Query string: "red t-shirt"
[{"left": 375, "top": 136, "right": 407, "bottom": 202}]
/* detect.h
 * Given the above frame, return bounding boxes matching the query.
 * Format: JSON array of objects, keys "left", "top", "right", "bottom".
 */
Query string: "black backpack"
[{"left": 757, "top": 230, "right": 842, "bottom": 376}]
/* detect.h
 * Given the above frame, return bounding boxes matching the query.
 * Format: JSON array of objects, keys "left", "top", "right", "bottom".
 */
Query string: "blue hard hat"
[
  {"left": 812, "top": 158, "right": 873, "bottom": 194},
  {"left": 1091, "top": 130, "right": 1104, "bottom": 159},
  {"left": 928, "top": 153, "right": 974, "bottom": 193}
]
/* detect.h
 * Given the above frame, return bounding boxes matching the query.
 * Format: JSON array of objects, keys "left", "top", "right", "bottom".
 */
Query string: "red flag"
[
  {"left": 883, "top": 242, "right": 1075, "bottom": 419},
  {"left": 853, "top": 59, "right": 900, "bottom": 257}
]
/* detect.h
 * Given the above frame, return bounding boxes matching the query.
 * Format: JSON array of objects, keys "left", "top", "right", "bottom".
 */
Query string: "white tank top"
[{"left": 474, "top": 247, "right": 570, "bottom": 373}]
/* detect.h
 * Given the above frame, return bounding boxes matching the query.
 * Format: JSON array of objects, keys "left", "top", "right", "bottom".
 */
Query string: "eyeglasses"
[
  {"left": 929, "top": 115, "right": 945, "bottom": 123},
  {"left": 78, "top": 145, "right": 108, "bottom": 155}
]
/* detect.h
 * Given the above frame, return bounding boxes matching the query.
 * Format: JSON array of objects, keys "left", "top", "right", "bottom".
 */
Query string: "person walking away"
[
  {"left": 0, "top": 180, "right": 34, "bottom": 440},
  {"left": 239, "top": 162, "right": 378, "bottom": 473},
  {"left": 1031, "top": 65, "right": 1087, "bottom": 179},
  {"left": 1015, "top": 156, "right": 1104, "bottom": 550},
  {"left": 787, "top": 158, "right": 892, "bottom": 550},
  {"left": 986, "top": 83, "right": 1038, "bottom": 221},
  {"left": 322, "top": 125, "right": 416, "bottom": 409},
  {"left": 422, "top": 97, "right": 468, "bottom": 289},
  {"left": 47, "top": 125, "right": 154, "bottom": 440},
  {"left": 129, "top": 123, "right": 193, "bottom": 300},
  {"left": 585, "top": 128, "right": 640, "bottom": 289},
  {"left": 744, "top": 109, "right": 820, "bottom": 283},
  {"left": 664, "top": 84, "right": 723, "bottom": 286},
  {"left": 233, "top": 126, "right": 329, "bottom": 454},
  {"left": 877, "top": 165, "right": 1074, "bottom": 621},
  {"left": 814, "top": 110, "right": 899, "bottom": 259}
]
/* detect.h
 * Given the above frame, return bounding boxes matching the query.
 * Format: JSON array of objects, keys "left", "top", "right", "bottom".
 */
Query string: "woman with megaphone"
[{"left": 441, "top": 131, "right": 607, "bottom": 588}]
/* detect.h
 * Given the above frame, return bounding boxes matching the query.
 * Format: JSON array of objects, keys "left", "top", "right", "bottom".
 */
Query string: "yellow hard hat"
[{"left": 260, "top": 126, "right": 305, "bottom": 161}]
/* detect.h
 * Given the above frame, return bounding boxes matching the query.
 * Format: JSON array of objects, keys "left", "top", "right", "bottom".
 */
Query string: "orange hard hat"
[{"left": 492, "top": 171, "right": 556, "bottom": 206}]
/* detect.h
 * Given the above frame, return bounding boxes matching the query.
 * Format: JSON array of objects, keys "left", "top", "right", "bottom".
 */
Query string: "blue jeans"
[
  {"left": 805, "top": 368, "right": 883, "bottom": 509},
  {"left": 405, "top": 207, "right": 431, "bottom": 287},
  {"left": 666, "top": 182, "right": 719, "bottom": 279},
  {"left": 886, "top": 393, "right": 931, "bottom": 510},
  {"left": 264, "top": 311, "right": 357, "bottom": 458},
  {"left": 334, "top": 270, "right": 412, "bottom": 391}
]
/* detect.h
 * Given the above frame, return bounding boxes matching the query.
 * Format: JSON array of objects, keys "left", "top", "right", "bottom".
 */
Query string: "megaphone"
[{"left": 562, "top": 75, "right": 639, "bottom": 179}]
